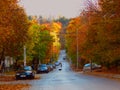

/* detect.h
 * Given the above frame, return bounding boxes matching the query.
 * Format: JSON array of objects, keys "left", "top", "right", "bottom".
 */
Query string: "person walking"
[{"left": 60, "top": 62, "right": 62, "bottom": 68}]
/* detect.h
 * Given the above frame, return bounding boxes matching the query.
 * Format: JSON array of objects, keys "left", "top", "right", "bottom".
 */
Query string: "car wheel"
[
  {"left": 31, "top": 76, "right": 35, "bottom": 79},
  {"left": 16, "top": 77, "right": 19, "bottom": 80},
  {"left": 37, "top": 71, "right": 39, "bottom": 74}
]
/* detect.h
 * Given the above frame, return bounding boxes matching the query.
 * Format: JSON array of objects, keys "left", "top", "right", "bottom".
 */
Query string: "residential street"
[
  {"left": 1, "top": 50, "right": 120, "bottom": 90},
  {"left": 28, "top": 50, "right": 120, "bottom": 90},
  {"left": 1, "top": 1, "right": 120, "bottom": 90}
]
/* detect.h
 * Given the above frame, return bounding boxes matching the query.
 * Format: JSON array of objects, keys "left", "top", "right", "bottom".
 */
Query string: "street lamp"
[{"left": 76, "top": 28, "right": 79, "bottom": 69}]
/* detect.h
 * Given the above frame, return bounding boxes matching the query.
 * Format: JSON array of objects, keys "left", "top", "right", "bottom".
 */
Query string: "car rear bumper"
[
  {"left": 15, "top": 74, "right": 34, "bottom": 79},
  {"left": 37, "top": 70, "right": 49, "bottom": 73}
]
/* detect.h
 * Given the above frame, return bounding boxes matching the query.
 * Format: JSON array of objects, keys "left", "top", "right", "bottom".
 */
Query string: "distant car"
[
  {"left": 37, "top": 64, "right": 49, "bottom": 73},
  {"left": 55, "top": 61, "right": 60, "bottom": 66},
  {"left": 52, "top": 64, "right": 56, "bottom": 69},
  {"left": 83, "top": 63, "right": 102, "bottom": 72},
  {"left": 15, "top": 66, "right": 35, "bottom": 80},
  {"left": 63, "top": 57, "right": 66, "bottom": 60},
  {"left": 47, "top": 64, "right": 54, "bottom": 71}
]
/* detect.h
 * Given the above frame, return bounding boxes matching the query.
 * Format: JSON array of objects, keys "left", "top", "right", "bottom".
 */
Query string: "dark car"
[
  {"left": 47, "top": 64, "right": 54, "bottom": 71},
  {"left": 52, "top": 64, "right": 56, "bottom": 69},
  {"left": 37, "top": 64, "right": 49, "bottom": 73},
  {"left": 15, "top": 66, "right": 35, "bottom": 80},
  {"left": 63, "top": 57, "right": 66, "bottom": 60}
]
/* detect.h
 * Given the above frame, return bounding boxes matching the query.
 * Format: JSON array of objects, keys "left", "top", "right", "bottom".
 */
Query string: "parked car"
[
  {"left": 52, "top": 64, "right": 56, "bottom": 69},
  {"left": 83, "top": 63, "right": 102, "bottom": 72},
  {"left": 37, "top": 64, "right": 49, "bottom": 73},
  {"left": 15, "top": 66, "right": 35, "bottom": 80},
  {"left": 54, "top": 61, "right": 60, "bottom": 66},
  {"left": 47, "top": 64, "right": 54, "bottom": 71}
]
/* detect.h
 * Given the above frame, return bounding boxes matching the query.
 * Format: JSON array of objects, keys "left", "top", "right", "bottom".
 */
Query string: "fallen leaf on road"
[{"left": 0, "top": 84, "right": 30, "bottom": 90}]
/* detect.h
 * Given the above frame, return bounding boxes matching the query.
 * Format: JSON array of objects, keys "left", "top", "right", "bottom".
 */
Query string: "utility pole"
[
  {"left": 76, "top": 28, "right": 78, "bottom": 69},
  {"left": 24, "top": 45, "right": 26, "bottom": 66}
]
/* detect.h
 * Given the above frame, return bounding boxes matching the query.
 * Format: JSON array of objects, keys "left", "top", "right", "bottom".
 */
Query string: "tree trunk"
[{"left": 0, "top": 48, "right": 5, "bottom": 63}]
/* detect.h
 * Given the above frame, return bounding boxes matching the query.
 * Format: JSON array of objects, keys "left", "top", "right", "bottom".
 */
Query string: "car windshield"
[
  {"left": 24, "top": 66, "right": 32, "bottom": 71},
  {"left": 39, "top": 64, "right": 47, "bottom": 67},
  {"left": 17, "top": 66, "right": 32, "bottom": 71},
  {"left": 84, "top": 64, "right": 90, "bottom": 67}
]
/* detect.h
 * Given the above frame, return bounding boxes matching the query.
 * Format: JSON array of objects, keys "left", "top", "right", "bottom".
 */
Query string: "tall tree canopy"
[
  {"left": 66, "top": 0, "right": 120, "bottom": 70},
  {"left": 0, "top": 0, "right": 29, "bottom": 61},
  {"left": 26, "top": 23, "right": 53, "bottom": 64}
]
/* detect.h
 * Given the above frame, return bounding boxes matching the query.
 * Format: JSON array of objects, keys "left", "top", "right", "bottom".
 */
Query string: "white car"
[{"left": 83, "top": 63, "right": 101, "bottom": 72}]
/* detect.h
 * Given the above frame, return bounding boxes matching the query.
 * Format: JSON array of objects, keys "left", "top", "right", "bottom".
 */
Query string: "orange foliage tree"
[
  {"left": 66, "top": 17, "right": 88, "bottom": 67},
  {"left": 0, "top": 0, "right": 29, "bottom": 62},
  {"left": 66, "top": 0, "right": 120, "bottom": 70}
]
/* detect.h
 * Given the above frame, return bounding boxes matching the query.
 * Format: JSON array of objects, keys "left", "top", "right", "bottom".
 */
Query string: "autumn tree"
[
  {"left": 50, "top": 22, "right": 62, "bottom": 61},
  {"left": 98, "top": 0, "right": 120, "bottom": 70},
  {"left": 26, "top": 22, "right": 53, "bottom": 66},
  {"left": 66, "top": 17, "right": 88, "bottom": 68},
  {"left": 81, "top": 0, "right": 120, "bottom": 70},
  {"left": 66, "top": 0, "right": 120, "bottom": 71},
  {"left": 0, "top": 0, "right": 29, "bottom": 63}
]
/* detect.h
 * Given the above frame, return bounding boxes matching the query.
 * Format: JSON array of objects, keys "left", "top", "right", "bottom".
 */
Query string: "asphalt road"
[
  {"left": 28, "top": 50, "right": 120, "bottom": 90},
  {"left": 1, "top": 50, "right": 120, "bottom": 90}
]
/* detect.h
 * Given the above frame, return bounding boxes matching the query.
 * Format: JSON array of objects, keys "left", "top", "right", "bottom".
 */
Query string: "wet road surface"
[
  {"left": 1, "top": 50, "right": 120, "bottom": 90},
  {"left": 28, "top": 50, "right": 120, "bottom": 90}
]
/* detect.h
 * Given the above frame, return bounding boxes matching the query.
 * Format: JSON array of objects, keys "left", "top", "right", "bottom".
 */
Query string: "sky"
[{"left": 19, "top": 0, "right": 86, "bottom": 19}]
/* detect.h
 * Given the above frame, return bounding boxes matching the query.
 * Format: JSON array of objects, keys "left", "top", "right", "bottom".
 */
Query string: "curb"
[{"left": 83, "top": 72, "right": 120, "bottom": 80}]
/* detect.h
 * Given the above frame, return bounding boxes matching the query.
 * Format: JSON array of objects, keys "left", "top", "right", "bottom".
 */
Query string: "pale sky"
[{"left": 19, "top": 0, "right": 86, "bottom": 18}]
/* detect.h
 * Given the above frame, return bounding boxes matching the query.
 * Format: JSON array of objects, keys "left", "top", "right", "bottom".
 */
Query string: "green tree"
[
  {"left": 27, "top": 23, "right": 53, "bottom": 65},
  {"left": 54, "top": 16, "right": 70, "bottom": 27}
]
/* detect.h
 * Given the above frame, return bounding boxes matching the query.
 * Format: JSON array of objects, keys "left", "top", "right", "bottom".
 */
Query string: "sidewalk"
[
  {"left": 0, "top": 73, "right": 40, "bottom": 82},
  {"left": 83, "top": 71, "right": 120, "bottom": 80},
  {"left": 71, "top": 66, "right": 120, "bottom": 80}
]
